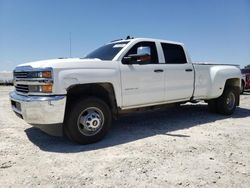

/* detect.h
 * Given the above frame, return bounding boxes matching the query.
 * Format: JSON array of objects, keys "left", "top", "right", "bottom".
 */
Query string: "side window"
[
  {"left": 161, "top": 43, "right": 187, "bottom": 64},
  {"left": 123, "top": 42, "right": 159, "bottom": 64}
]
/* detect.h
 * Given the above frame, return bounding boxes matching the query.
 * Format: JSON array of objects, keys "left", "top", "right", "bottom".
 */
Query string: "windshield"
[{"left": 84, "top": 42, "right": 129, "bottom": 60}]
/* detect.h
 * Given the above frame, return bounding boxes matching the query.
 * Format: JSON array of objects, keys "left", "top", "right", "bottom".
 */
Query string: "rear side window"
[{"left": 161, "top": 43, "right": 187, "bottom": 64}]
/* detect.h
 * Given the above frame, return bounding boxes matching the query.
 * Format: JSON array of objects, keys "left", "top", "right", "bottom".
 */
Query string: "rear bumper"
[{"left": 9, "top": 91, "right": 66, "bottom": 125}]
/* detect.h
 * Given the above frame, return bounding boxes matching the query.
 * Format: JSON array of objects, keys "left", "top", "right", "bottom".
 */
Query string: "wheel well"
[
  {"left": 225, "top": 78, "right": 240, "bottom": 88},
  {"left": 65, "top": 83, "right": 118, "bottom": 117}
]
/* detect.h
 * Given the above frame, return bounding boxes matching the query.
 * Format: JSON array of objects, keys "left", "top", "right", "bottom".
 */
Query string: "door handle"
[
  {"left": 185, "top": 69, "right": 193, "bottom": 72},
  {"left": 154, "top": 69, "right": 164, "bottom": 73}
]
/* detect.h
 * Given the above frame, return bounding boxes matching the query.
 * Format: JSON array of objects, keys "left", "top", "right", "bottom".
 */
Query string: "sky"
[{"left": 0, "top": 0, "right": 250, "bottom": 71}]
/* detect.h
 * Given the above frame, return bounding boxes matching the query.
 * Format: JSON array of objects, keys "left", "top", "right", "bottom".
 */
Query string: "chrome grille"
[
  {"left": 15, "top": 84, "right": 29, "bottom": 93},
  {"left": 14, "top": 72, "right": 28, "bottom": 79}
]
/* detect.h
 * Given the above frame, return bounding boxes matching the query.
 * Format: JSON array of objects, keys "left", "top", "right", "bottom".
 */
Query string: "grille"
[
  {"left": 15, "top": 84, "right": 29, "bottom": 93},
  {"left": 14, "top": 72, "right": 28, "bottom": 79}
]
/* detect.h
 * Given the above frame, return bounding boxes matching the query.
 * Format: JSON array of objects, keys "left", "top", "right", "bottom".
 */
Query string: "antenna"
[{"left": 69, "top": 32, "right": 72, "bottom": 57}]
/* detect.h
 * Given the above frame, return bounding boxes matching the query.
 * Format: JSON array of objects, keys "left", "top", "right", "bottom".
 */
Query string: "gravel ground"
[{"left": 0, "top": 86, "right": 250, "bottom": 188}]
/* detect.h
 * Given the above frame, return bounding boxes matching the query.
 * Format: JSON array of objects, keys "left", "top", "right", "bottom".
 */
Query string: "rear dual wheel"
[
  {"left": 208, "top": 87, "right": 238, "bottom": 115},
  {"left": 207, "top": 99, "right": 217, "bottom": 113}
]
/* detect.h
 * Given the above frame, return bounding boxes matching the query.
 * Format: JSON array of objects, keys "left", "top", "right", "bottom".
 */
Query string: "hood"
[{"left": 17, "top": 58, "right": 106, "bottom": 69}]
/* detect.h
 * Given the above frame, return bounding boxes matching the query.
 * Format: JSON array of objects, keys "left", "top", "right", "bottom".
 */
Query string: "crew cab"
[{"left": 10, "top": 37, "right": 241, "bottom": 144}]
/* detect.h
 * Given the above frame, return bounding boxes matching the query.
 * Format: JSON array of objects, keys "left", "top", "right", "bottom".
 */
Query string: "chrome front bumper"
[{"left": 9, "top": 91, "right": 66, "bottom": 125}]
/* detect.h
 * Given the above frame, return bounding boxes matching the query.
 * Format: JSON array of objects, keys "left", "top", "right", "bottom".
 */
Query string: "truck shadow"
[{"left": 25, "top": 104, "right": 250, "bottom": 153}]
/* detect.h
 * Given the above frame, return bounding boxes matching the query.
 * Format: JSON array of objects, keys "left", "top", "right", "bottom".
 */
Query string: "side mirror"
[{"left": 137, "top": 46, "right": 151, "bottom": 56}]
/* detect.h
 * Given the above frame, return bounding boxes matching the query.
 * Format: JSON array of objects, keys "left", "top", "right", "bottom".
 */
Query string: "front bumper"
[{"left": 9, "top": 91, "right": 66, "bottom": 125}]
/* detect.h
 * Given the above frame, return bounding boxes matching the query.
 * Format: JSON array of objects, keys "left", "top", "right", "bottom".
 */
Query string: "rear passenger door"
[{"left": 161, "top": 43, "right": 194, "bottom": 101}]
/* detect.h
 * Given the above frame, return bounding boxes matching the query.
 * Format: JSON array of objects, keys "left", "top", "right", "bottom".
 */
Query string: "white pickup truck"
[{"left": 10, "top": 37, "right": 241, "bottom": 144}]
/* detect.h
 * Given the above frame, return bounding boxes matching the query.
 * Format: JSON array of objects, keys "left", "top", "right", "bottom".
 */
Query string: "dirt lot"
[{"left": 0, "top": 86, "right": 250, "bottom": 187}]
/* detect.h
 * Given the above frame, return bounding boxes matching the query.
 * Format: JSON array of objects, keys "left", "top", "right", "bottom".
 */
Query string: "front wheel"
[{"left": 64, "top": 97, "right": 112, "bottom": 144}]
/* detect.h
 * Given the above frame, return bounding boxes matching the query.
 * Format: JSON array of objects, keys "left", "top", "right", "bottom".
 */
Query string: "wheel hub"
[
  {"left": 78, "top": 107, "right": 104, "bottom": 136},
  {"left": 226, "top": 92, "right": 235, "bottom": 110}
]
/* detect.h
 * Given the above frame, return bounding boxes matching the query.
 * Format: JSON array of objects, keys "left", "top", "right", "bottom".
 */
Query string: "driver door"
[{"left": 120, "top": 41, "right": 165, "bottom": 108}]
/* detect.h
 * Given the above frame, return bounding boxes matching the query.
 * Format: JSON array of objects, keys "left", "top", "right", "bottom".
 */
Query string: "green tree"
[{"left": 245, "top": 65, "right": 250, "bottom": 68}]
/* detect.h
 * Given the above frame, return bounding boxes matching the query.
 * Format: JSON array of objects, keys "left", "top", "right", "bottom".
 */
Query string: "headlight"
[
  {"left": 29, "top": 84, "right": 53, "bottom": 93},
  {"left": 39, "top": 71, "right": 52, "bottom": 78},
  {"left": 14, "top": 67, "right": 54, "bottom": 95},
  {"left": 28, "top": 71, "right": 52, "bottom": 78},
  {"left": 29, "top": 70, "right": 53, "bottom": 93}
]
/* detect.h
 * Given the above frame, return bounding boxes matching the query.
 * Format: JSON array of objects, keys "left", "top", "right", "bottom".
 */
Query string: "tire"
[
  {"left": 240, "top": 82, "right": 244, "bottom": 94},
  {"left": 216, "top": 87, "right": 237, "bottom": 115},
  {"left": 207, "top": 99, "right": 218, "bottom": 113},
  {"left": 64, "top": 97, "right": 112, "bottom": 144}
]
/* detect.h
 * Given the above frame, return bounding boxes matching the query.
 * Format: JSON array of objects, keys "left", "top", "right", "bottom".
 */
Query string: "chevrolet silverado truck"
[{"left": 10, "top": 37, "right": 241, "bottom": 144}]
